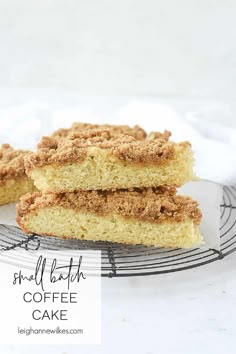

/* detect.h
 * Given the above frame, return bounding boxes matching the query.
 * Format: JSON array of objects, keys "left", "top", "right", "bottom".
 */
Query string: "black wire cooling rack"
[{"left": 0, "top": 185, "right": 235, "bottom": 277}]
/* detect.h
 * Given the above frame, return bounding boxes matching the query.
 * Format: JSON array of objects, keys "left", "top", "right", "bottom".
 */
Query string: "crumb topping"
[
  {"left": 0, "top": 144, "right": 31, "bottom": 184},
  {"left": 17, "top": 187, "right": 202, "bottom": 225},
  {"left": 149, "top": 130, "right": 172, "bottom": 140},
  {"left": 24, "top": 127, "right": 185, "bottom": 171},
  {"left": 52, "top": 123, "right": 147, "bottom": 140}
]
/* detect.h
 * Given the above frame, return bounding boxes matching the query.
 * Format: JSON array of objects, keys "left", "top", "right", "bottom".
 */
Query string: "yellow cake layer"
[
  {"left": 18, "top": 206, "right": 203, "bottom": 248},
  {"left": 29, "top": 145, "right": 196, "bottom": 192},
  {"left": 0, "top": 177, "right": 35, "bottom": 205}
]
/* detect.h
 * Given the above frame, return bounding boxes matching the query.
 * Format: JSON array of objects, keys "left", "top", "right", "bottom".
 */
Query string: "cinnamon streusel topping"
[
  {"left": 25, "top": 128, "right": 186, "bottom": 171},
  {"left": 18, "top": 187, "right": 201, "bottom": 225},
  {"left": 0, "top": 144, "right": 31, "bottom": 185},
  {"left": 52, "top": 123, "right": 147, "bottom": 140}
]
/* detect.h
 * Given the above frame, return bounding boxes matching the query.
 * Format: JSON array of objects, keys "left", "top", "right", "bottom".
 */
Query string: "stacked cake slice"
[
  {"left": 16, "top": 123, "right": 203, "bottom": 248},
  {"left": 0, "top": 144, "right": 35, "bottom": 205}
]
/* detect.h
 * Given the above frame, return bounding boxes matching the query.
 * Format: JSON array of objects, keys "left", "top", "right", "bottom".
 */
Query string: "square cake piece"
[
  {"left": 16, "top": 187, "right": 202, "bottom": 248},
  {"left": 24, "top": 128, "right": 196, "bottom": 192},
  {"left": 0, "top": 144, "right": 35, "bottom": 205}
]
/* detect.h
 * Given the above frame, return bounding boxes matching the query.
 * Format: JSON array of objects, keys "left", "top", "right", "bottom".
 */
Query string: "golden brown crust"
[
  {"left": 17, "top": 187, "right": 202, "bottom": 225},
  {"left": 0, "top": 144, "right": 32, "bottom": 185},
  {"left": 24, "top": 128, "right": 185, "bottom": 172},
  {"left": 52, "top": 123, "right": 147, "bottom": 140},
  {"left": 111, "top": 138, "right": 175, "bottom": 163}
]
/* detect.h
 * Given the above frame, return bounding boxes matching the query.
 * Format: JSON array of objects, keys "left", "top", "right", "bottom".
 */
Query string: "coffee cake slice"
[
  {"left": 17, "top": 187, "right": 202, "bottom": 248},
  {"left": 24, "top": 129, "right": 196, "bottom": 192},
  {"left": 0, "top": 144, "right": 35, "bottom": 205}
]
